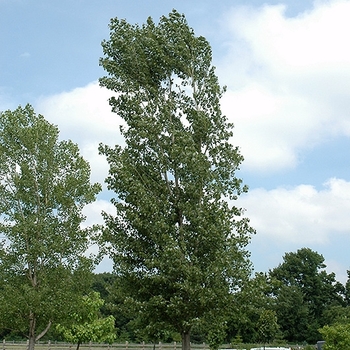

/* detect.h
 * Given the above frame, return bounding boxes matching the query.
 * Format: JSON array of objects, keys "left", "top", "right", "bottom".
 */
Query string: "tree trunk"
[
  {"left": 28, "top": 312, "right": 36, "bottom": 350},
  {"left": 28, "top": 311, "right": 51, "bottom": 350},
  {"left": 181, "top": 331, "right": 191, "bottom": 350},
  {"left": 28, "top": 336, "right": 36, "bottom": 350}
]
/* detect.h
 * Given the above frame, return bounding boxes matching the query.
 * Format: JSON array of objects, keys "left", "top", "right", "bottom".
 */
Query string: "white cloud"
[
  {"left": 325, "top": 259, "right": 348, "bottom": 284},
  {"left": 219, "top": 0, "right": 350, "bottom": 172},
  {"left": 82, "top": 199, "right": 115, "bottom": 273},
  {"left": 36, "top": 81, "right": 123, "bottom": 147},
  {"left": 238, "top": 178, "right": 350, "bottom": 244},
  {"left": 221, "top": 85, "right": 322, "bottom": 171},
  {"left": 226, "top": 1, "right": 350, "bottom": 70},
  {"left": 82, "top": 199, "right": 116, "bottom": 229},
  {"left": 35, "top": 81, "right": 124, "bottom": 189},
  {"left": 81, "top": 142, "right": 110, "bottom": 189}
]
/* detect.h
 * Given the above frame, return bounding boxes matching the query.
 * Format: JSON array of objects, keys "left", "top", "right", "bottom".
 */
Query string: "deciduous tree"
[
  {"left": 269, "top": 248, "right": 345, "bottom": 343},
  {"left": 56, "top": 292, "right": 116, "bottom": 350},
  {"left": 319, "top": 323, "right": 350, "bottom": 350},
  {"left": 226, "top": 273, "right": 275, "bottom": 343},
  {"left": 99, "top": 10, "right": 254, "bottom": 350},
  {"left": 0, "top": 105, "right": 101, "bottom": 350},
  {"left": 256, "top": 310, "right": 279, "bottom": 348}
]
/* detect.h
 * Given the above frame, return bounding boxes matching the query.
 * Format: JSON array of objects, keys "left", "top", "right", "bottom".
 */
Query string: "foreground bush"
[{"left": 319, "top": 323, "right": 350, "bottom": 350}]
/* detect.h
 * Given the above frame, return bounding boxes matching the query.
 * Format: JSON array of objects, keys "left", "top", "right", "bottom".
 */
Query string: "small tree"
[
  {"left": 256, "top": 310, "right": 279, "bottom": 348},
  {"left": 99, "top": 10, "right": 254, "bottom": 350},
  {"left": 56, "top": 292, "right": 116, "bottom": 350},
  {"left": 0, "top": 105, "right": 101, "bottom": 350},
  {"left": 319, "top": 323, "right": 350, "bottom": 350}
]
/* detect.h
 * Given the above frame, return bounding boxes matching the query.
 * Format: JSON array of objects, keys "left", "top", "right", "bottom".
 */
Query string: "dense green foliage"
[
  {"left": 319, "top": 324, "right": 350, "bottom": 350},
  {"left": 269, "top": 248, "right": 345, "bottom": 343},
  {"left": 256, "top": 310, "right": 279, "bottom": 345},
  {"left": 226, "top": 272, "right": 273, "bottom": 343},
  {"left": 219, "top": 248, "right": 350, "bottom": 345},
  {"left": 0, "top": 105, "right": 101, "bottom": 350},
  {"left": 91, "top": 273, "right": 137, "bottom": 341},
  {"left": 99, "top": 10, "right": 254, "bottom": 350},
  {"left": 56, "top": 292, "right": 116, "bottom": 350},
  {"left": 59, "top": 260, "right": 350, "bottom": 348}
]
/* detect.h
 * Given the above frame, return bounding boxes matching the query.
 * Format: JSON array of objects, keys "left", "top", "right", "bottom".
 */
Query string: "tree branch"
[{"left": 35, "top": 321, "right": 52, "bottom": 341}]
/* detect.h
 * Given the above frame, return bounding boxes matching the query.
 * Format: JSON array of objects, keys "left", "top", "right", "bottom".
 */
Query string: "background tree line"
[
  {"left": 87, "top": 248, "right": 350, "bottom": 346},
  {"left": 0, "top": 9, "right": 348, "bottom": 350},
  {"left": 2, "top": 246, "right": 349, "bottom": 346}
]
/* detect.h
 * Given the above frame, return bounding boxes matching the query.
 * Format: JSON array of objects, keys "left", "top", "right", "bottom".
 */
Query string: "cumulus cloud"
[
  {"left": 35, "top": 81, "right": 124, "bottom": 189},
  {"left": 36, "top": 81, "right": 123, "bottom": 147},
  {"left": 82, "top": 199, "right": 116, "bottom": 228},
  {"left": 237, "top": 178, "right": 350, "bottom": 244},
  {"left": 325, "top": 259, "right": 348, "bottom": 284},
  {"left": 83, "top": 199, "right": 116, "bottom": 272},
  {"left": 219, "top": 0, "right": 350, "bottom": 172}
]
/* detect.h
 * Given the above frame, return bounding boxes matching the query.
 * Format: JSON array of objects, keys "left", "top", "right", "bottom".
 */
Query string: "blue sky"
[{"left": 2, "top": 0, "right": 350, "bottom": 282}]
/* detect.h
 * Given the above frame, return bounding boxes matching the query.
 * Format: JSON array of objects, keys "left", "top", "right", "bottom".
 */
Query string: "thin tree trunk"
[
  {"left": 28, "top": 312, "right": 36, "bottom": 350},
  {"left": 181, "top": 331, "right": 191, "bottom": 350}
]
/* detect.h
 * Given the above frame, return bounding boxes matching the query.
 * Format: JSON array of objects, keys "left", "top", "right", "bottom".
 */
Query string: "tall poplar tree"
[
  {"left": 99, "top": 10, "right": 254, "bottom": 350},
  {"left": 0, "top": 105, "right": 101, "bottom": 350}
]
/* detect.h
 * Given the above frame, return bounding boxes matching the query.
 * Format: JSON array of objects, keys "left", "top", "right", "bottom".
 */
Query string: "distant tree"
[
  {"left": 99, "top": 10, "right": 254, "bottom": 350},
  {"left": 56, "top": 292, "right": 116, "bottom": 350},
  {"left": 269, "top": 248, "right": 345, "bottom": 343},
  {"left": 92, "top": 273, "right": 136, "bottom": 341},
  {"left": 344, "top": 270, "right": 350, "bottom": 305},
  {"left": 273, "top": 284, "right": 309, "bottom": 342},
  {"left": 0, "top": 105, "right": 101, "bottom": 350},
  {"left": 92, "top": 273, "right": 117, "bottom": 302},
  {"left": 323, "top": 305, "right": 350, "bottom": 326},
  {"left": 226, "top": 273, "right": 274, "bottom": 343},
  {"left": 256, "top": 310, "right": 279, "bottom": 348}
]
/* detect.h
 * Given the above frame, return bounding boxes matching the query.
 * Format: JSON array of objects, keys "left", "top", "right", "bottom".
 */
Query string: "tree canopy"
[
  {"left": 269, "top": 248, "right": 345, "bottom": 343},
  {"left": 0, "top": 105, "right": 101, "bottom": 350},
  {"left": 56, "top": 292, "right": 116, "bottom": 350},
  {"left": 99, "top": 10, "right": 254, "bottom": 350}
]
